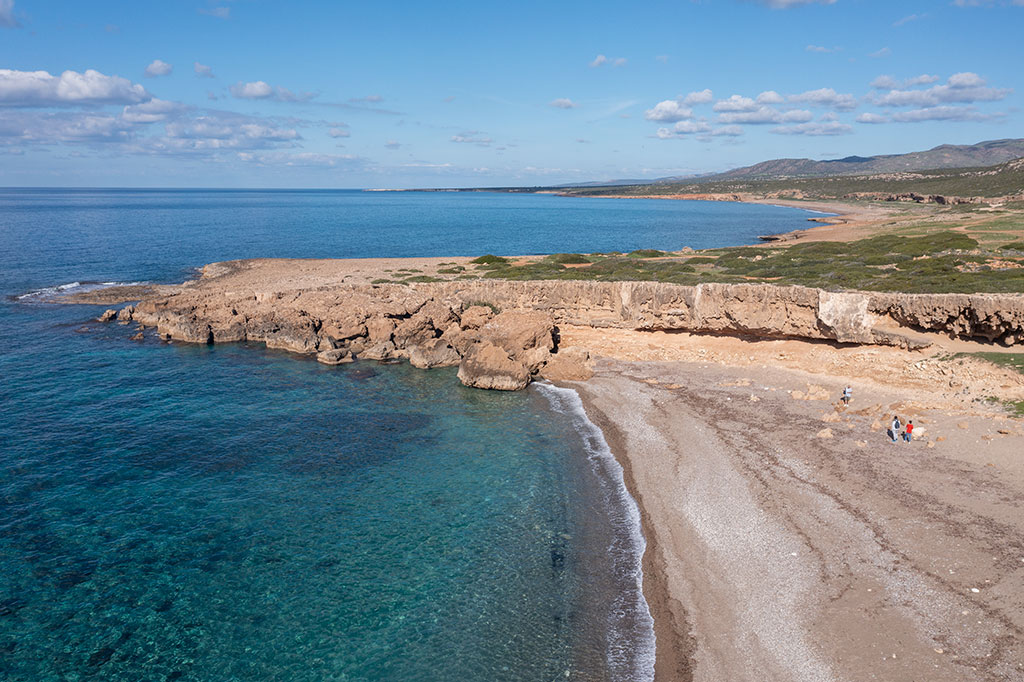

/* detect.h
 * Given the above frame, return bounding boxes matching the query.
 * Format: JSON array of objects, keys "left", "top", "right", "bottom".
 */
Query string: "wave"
[
  {"left": 17, "top": 280, "right": 147, "bottom": 301},
  {"left": 535, "top": 382, "right": 656, "bottom": 682}
]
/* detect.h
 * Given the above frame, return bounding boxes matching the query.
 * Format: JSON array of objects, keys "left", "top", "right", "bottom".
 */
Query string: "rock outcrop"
[{"left": 95, "top": 261, "right": 1024, "bottom": 390}]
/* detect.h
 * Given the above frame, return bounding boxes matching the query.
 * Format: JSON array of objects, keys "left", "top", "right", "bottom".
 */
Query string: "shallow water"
[{"left": 0, "top": 189, "right": 817, "bottom": 680}]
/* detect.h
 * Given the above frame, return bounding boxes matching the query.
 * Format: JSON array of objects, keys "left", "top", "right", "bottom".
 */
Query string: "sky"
[{"left": 1, "top": 0, "right": 1022, "bottom": 188}]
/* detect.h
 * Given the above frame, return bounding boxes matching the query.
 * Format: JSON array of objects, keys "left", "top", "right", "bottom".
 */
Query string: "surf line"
[{"left": 535, "top": 382, "right": 656, "bottom": 682}]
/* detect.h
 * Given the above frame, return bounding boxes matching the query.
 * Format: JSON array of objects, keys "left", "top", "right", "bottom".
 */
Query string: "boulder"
[
  {"left": 321, "top": 315, "right": 367, "bottom": 344},
  {"left": 317, "top": 348, "right": 354, "bottom": 365},
  {"left": 365, "top": 316, "right": 396, "bottom": 344},
  {"left": 408, "top": 338, "right": 461, "bottom": 369},
  {"left": 459, "top": 305, "right": 495, "bottom": 330},
  {"left": 117, "top": 305, "right": 135, "bottom": 323},
  {"left": 360, "top": 340, "right": 398, "bottom": 361},
  {"left": 479, "top": 310, "right": 555, "bottom": 361},
  {"left": 457, "top": 342, "right": 531, "bottom": 391},
  {"left": 538, "top": 348, "right": 594, "bottom": 382},
  {"left": 98, "top": 309, "right": 118, "bottom": 322}
]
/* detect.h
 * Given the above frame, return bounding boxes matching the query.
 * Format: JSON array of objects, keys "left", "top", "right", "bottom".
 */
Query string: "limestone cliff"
[{"left": 98, "top": 260, "right": 1024, "bottom": 389}]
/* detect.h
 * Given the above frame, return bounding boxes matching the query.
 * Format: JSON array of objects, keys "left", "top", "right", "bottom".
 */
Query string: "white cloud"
[
  {"left": 789, "top": 87, "right": 857, "bottom": 110},
  {"left": 655, "top": 120, "right": 712, "bottom": 139},
  {"left": 645, "top": 99, "right": 693, "bottom": 122},
  {"left": 890, "top": 105, "right": 997, "bottom": 122},
  {"left": 713, "top": 94, "right": 758, "bottom": 112},
  {"left": 893, "top": 13, "right": 925, "bottom": 26},
  {"left": 855, "top": 112, "right": 889, "bottom": 124},
  {"left": 756, "top": 90, "right": 785, "bottom": 104},
  {"left": 869, "top": 47, "right": 892, "bottom": 58},
  {"left": 144, "top": 60, "right": 173, "bottom": 78},
  {"left": 806, "top": 45, "right": 840, "bottom": 53},
  {"left": 194, "top": 62, "right": 214, "bottom": 78},
  {"left": 771, "top": 121, "right": 852, "bottom": 135},
  {"left": 589, "top": 54, "right": 608, "bottom": 68},
  {"left": 121, "top": 98, "right": 186, "bottom": 124},
  {"left": 717, "top": 106, "right": 810, "bottom": 124},
  {"left": 237, "top": 151, "right": 360, "bottom": 168},
  {"left": 870, "top": 72, "right": 1010, "bottom": 107},
  {"left": 0, "top": 68, "right": 149, "bottom": 107},
  {"left": 711, "top": 125, "right": 744, "bottom": 137},
  {"left": 349, "top": 94, "right": 383, "bottom": 103},
  {"left": 682, "top": 89, "right": 714, "bottom": 105},
  {"left": 550, "top": 98, "right": 576, "bottom": 109},
  {"left": 613, "top": 57, "right": 627, "bottom": 67},
  {"left": 328, "top": 127, "right": 350, "bottom": 138},
  {"left": 871, "top": 74, "right": 938, "bottom": 90},
  {"left": 753, "top": 0, "right": 837, "bottom": 6},
  {"left": 384, "top": 140, "right": 401, "bottom": 150},
  {"left": 1, "top": 0, "right": 18, "bottom": 28},
  {"left": 230, "top": 80, "right": 315, "bottom": 102},
  {"left": 450, "top": 132, "right": 493, "bottom": 146}
]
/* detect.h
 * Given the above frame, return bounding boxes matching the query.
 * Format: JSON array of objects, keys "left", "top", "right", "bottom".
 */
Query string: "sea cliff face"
[{"left": 98, "top": 261, "right": 1024, "bottom": 389}]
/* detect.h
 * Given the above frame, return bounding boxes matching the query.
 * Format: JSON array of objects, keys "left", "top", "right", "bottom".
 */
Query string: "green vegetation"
[
  {"left": 956, "top": 352, "right": 1024, "bottom": 375},
  {"left": 401, "top": 275, "right": 441, "bottom": 283},
  {"left": 466, "top": 300, "right": 501, "bottom": 314},
  {"left": 437, "top": 265, "right": 466, "bottom": 274},
  {"left": 469, "top": 230, "right": 1024, "bottom": 293},
  {"left": 549, "top": 253, "right": 592, "bottom": 264},
  {"left": 1000, "top": 241, "right": 1024, "bottom": 252},
  {"left": 470, "top": 254, "right": 509, "bottom": 265}
]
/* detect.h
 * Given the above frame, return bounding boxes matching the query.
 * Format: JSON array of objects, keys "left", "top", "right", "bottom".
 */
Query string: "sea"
[{"left": 0, "top": 189, "right": 822, "bottom": 681}]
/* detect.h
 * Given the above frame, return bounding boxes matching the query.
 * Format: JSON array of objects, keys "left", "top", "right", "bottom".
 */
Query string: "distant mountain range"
[
  {"left": 701, "top": 138, "right": 1024, "bottom": 182},
  {"left": 561, "top": 139, "right": 1024, "bottom": 189}
]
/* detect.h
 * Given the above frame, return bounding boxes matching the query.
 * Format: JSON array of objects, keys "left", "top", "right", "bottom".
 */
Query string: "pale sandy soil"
[{"left": 561, "top": 329, "right": 1024, "bottom": 682}]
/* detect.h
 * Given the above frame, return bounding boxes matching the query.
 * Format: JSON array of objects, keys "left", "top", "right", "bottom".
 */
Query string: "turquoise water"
[{"left": 1, "top": 190, "right": 818, "bottom": 680}]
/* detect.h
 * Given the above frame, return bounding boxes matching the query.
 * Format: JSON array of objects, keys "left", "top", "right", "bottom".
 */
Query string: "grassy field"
[{"left": 467, "top": 231, "right": 1024, "bottom": 294}]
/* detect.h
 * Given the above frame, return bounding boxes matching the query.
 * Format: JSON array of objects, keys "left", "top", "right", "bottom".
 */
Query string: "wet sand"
[{"left": 564, "top": 334, "right": 1024, "bottom": 682}]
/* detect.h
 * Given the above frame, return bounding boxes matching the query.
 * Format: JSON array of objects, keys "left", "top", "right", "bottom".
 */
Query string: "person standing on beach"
[
  {"left": 890, "top": 415, "right": 901, "bottom": 443},
  {"left": 903, "top": 421, "right": 914, "bottom": 442}
]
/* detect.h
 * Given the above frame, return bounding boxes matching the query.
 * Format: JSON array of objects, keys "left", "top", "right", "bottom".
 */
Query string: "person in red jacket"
[{"left": 903, "top": 421, "right": 914, "bottom": 442}]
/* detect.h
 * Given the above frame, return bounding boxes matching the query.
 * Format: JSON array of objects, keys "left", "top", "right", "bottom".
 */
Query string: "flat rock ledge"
[{"left": 95, "top": 269, "right": 1024, "bottom": 390}]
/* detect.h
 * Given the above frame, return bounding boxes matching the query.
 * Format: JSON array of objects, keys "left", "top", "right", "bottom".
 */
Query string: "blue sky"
[{"left": 1, "top": 0, "right": 1022, "bottom": 188}]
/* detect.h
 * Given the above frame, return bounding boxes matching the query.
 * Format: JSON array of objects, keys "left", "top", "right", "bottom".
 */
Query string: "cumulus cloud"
[
  {"left": 328, "top": 127, "right": 350, "bottom": 138},
  {"left": 870, "top": 72, "right": 1010, "bottom": 107},
  {"left": 806, "top": 45, "right": 840, "bottom": 53},
  {"left": 711, "top": 125, "right": 744, "bottom": 137},
  {"left": 682, "top": 89, "right": 714, "bottom": 105},
  {"left": 756, "top": 90, "right": 785, "bottom": 104},
  {"left": 713, "top": 95, "right": 758, "bottom": 113},
  {"left": 718, "top": 106, "right": 812, "bottom": 124},
  {"left": 789, "top": 87, "right": 857, "bottom": 110},
  {"left": 236, "top": 151, "right": 360, "bottom": 168},
  {"left": 645, "top": 99, "right": 693, "bottom": 122},
  {"left": 855, "top": 112, "right": 889, "bottom": 124},
  {"left": 1, "top": 0, "right": 18, "bottom": 28},
  {"left": 655, "top": 120, "right": 713, "bottom": 138},
  {"left": 871, "top": 74, "right": 939, "bottom": 90},
  {"left": 869, "top": 47, "right": 892, "bottom": 58},
  {"left": 0, "top": 68, "right": 149, "bottom": 107},
  {"left": 550, "top": 98, "right": 576, "bottom": 109},
  {"left": 230, "top": 80, "right": 315, "bottom": 102},
  {"left": 121, "top": 98, "right": 186, "bottom": 124},
  {"left": 194, "top": 62, "right": 214, "bottom": 78},
  {"left": 144, "top": 60, "right": 173, "bottom": 78},
  {"left": 771, "top": 121, "right": 852, "bottom": 135},
  {"left": 589, "top": 54, "right": 608, "bottom": 68}
]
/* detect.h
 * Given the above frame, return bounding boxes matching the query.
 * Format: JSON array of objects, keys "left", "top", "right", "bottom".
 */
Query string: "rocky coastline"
[{"left": 89, "top": 258, "right": 1024, "bottom": 391}]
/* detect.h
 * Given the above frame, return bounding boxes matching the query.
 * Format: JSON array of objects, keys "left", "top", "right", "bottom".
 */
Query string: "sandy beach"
[{"left": 564, "top": 329, "right": 1024, "bottom": 682}]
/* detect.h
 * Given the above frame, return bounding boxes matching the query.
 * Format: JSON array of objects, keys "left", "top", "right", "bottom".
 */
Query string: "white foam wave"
[
  {"left": 17, "top": 280, "right": 146, "bottom": 300},
  {"left": 535, "top": 382, "right": 656, "bottom": 682}
]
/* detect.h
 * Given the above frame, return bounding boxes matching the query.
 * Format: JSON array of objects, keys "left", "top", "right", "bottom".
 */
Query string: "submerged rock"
[{"left": 316, "top": 348, "right": 354, "bottom": 365}]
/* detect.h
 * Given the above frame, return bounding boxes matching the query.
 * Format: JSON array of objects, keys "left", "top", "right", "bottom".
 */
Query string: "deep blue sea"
[{"left": 0, "top": 189, "right": 820, "bottom": 681}]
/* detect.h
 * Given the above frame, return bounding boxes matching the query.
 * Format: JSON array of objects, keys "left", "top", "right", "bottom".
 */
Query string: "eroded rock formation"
[{"left": 97, "top": 261, "right": 1024, "bottom": 389}]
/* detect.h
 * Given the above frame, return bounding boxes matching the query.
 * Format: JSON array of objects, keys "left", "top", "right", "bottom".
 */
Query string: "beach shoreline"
[{"left": 562, "top": 330, "right": 1024, "bottom": 682}]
